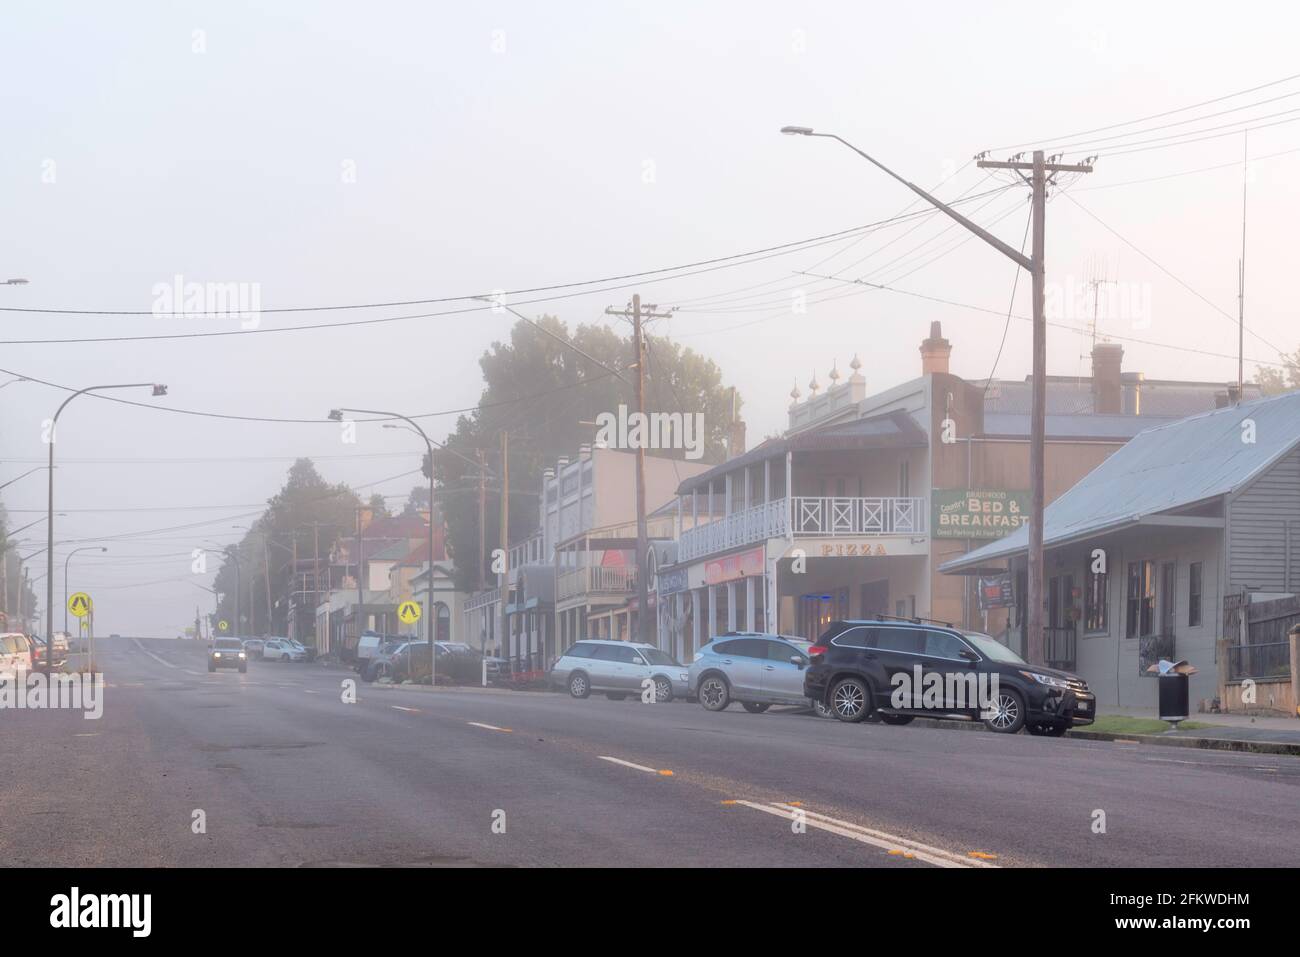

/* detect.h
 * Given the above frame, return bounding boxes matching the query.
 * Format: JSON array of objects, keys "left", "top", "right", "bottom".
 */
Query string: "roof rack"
[{"left": 869, "top": 612, "right": 955, "bottom": 628}]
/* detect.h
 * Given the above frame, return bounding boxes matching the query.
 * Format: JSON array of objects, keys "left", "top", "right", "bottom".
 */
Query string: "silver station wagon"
[{"left": 550, "top": 639, "right": 690, "bottom": 703}]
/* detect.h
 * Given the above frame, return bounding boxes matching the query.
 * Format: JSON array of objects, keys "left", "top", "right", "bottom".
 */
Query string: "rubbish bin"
[{"left": 1158, "top": 672, "right": 1190, "bottom": 722}]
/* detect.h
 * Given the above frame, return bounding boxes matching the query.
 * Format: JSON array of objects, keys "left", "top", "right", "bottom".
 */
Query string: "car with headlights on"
[
  {"left": 690, "top": 632, "right": 820, "bottom": 714},
  {"left": 550, "top": 640, "right": 689, "bottom": 703},
  {"left": 803, "top": 619, "right": 1095, "bottom": 735},
  {"left": 207, "top": 637, "right": 248, "bottom": 673}
]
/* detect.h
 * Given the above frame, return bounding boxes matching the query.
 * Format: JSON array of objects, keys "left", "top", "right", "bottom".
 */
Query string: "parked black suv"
[{"left": 803, "top": 619, "right": 1095, "bottom": 735}]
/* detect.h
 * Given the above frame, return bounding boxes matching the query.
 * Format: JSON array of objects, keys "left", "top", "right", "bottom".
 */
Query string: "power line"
[
  {"left": 1076, "top": 144, "right": 1300, "bottom": 191},
  {"left": 1059, "top": 191, "right": 1284, "bottom": 354},
  {"left": 989, "top": 70, "right": 1300, "bottom": 151},
  {"left": 0, "top": 202, "right": 995, "bottom": 320},
  {"left": 983, "top": 209, "right": 1035, "bottom": 402}
]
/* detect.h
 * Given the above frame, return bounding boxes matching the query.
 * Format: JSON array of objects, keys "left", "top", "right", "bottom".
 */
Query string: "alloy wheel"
[
  {"left": 700, "top": 677, "right": 727, "bottom": 710},
  {"left": 832, "top": 681, "right": 865, "bottom": 719},
  {"left": 988, "top": 692, "right": 1019, "bottom": 730}
]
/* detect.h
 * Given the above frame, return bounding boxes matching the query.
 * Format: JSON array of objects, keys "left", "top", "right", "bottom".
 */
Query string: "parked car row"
[
  {"left": 361, "top": 639, "right": 505, "bottom": 685},
  {"left": 0, "top": 631, "right": 70, "bottom": 673},
  {"left": 550, "top": 618, "right": 1096, "bottom": 738}
]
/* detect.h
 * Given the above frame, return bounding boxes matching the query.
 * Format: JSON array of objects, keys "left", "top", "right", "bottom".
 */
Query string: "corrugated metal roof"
[{"left": 941, "top": 390, "right": 1300, "bottom": 572}]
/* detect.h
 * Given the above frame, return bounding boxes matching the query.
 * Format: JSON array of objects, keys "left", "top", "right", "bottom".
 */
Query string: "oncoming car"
[
  {"left": 550, "top": 640, "right": 688, "bottom": 703},
  {"left": 803, "top": 619, "right": 1095, "bottom": 735},
  {"left": 208, "top": 637, "right": 248, "bottom": 673}
]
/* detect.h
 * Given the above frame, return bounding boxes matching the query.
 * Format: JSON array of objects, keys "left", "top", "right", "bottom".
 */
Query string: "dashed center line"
[
  {"left": 598, "top": 755, "right": 671, "bottom": 775},
  {"left": 467, "top": 721, "right": 512, "bottom": 733},
  {"left": 391, "top": 705, "right": 422, "bottom": 713}
]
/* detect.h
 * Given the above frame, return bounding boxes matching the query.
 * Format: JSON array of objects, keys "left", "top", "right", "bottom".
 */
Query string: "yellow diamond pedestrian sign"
[
  {"left": 68, "top": 592, "right": 93, "bottom": 619},
  {"left": 218, "top": 620, "right": 229, "bottom": 632},
  {"left": 397, "top": 600, "right": 422, "bottom": 625}
]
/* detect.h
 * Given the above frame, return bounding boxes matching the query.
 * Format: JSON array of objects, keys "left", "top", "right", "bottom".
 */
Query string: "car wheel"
[
  {"left": 698, "top": 674, "right": 730, "bottom": 711},
  {"left": 605, "top": 692, "right": 627, "bottom": 701},
  {"left": 652, "top": 676, "right": 673, "bottom": 704},
  {"left": 741, "top": 701, "right": 770, "bottom": 714},
  {"left": 829, "top": 677, "right": 870, "bottom": 722},
  {"left": 281, "top": 653, "right": 289, "bottom": 662},
  {"left": 1027, "top": 722, "right": 1068, "bottom": 737},
  {"left": 983, "top": 688, "right": 1027, "bottom": 734},
  {"left": 811, "top": 698, "right": 834, "bottom": 719},
  {"left": 878, "top": 713, "right": 915, "bottom": 726},
  {"left": 568, "top": 672, "right": 590, "bottom": 699}
]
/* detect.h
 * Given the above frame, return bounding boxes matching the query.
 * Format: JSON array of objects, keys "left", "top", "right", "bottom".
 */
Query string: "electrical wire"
[{"left": 989, "top": 70, "right": 1300, "bottom": 151}]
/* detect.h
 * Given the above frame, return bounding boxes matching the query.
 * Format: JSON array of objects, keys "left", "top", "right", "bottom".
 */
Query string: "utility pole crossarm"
[{"left": 977, "top": 159, "right": 1096, "bottom": 173}]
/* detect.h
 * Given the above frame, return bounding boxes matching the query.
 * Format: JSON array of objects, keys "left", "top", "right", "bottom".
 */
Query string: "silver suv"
[
  {"left": 689, "top": 632, "right": 821, "bottom": 714},
  {"left": 550, "top": 640, "right": 689, "bottom": 703}
]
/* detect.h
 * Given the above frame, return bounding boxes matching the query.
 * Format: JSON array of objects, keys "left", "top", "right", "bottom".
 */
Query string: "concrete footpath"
[{"left": 908, "top": 708, "right": 1300, "bottom": 755}]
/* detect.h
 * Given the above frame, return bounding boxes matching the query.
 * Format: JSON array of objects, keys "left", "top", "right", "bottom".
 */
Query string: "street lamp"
[
  {"left": 45, "top": 382, "right": 166, "bottom": 678},
  {"left": 779, "top": 125, "right": 1088, "bottom": 663},
  {"left": 330, "top": 406, "right": 437, "bottom": 685}
]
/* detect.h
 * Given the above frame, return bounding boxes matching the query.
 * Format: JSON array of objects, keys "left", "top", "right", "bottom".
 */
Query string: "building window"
[
  {"left": 1125, "top": 561, "right": 1155, "bottom": 638},
  {"left": 1188, "top": 562, "right": 1203, "bottom": 628},
  {"left": 1084, "top": 568, "right": 1108, "bottom": 633}
]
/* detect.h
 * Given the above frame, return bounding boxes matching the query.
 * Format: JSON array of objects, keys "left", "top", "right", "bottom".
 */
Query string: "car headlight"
[
  {"left": 1019, "top": 670, "right": 1073, "bottom": 689},
  {"left": 213, "top": 652, "right": 221, "bottom": 658},
  {"left": 238, "top": 652, "right": 246, "bottom": 658}
]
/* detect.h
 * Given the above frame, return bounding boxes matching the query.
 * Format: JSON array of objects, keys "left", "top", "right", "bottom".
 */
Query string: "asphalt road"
[{"left": 4, "top": 636, "right": 1298, "bottom": 868}]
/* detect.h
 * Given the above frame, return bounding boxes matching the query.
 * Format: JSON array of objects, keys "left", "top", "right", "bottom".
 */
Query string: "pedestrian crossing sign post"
[
  {"left": 397, "top": 600, "right": 422, "bottom": 625},
  {"left": 68, "top": 592, "right": 93, "bottom": 619},
  {"left": 218, "top": 620, "right": 229, "bottom": 632}
]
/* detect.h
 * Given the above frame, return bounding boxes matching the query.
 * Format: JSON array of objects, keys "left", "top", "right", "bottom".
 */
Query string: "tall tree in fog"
[
  {"left": 425, "top": 315, "right": 739, "bottom": 590},
  {"left": 212, "top": 459, "right": 359, "bottom": 635}
]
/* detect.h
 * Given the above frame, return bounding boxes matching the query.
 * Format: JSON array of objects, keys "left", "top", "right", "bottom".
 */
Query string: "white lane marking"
[
  {"left": 131, "top": 638, "right": 177, "bottom": 669},
  {"left": 183, "top": 670, "right": 203, "bottom": 676},
  {"left": 598, "top": 755, "right": 660, "bottom": 774},
  {"left": 303, "top": 689, "right": 319, "bottom": 695},
  {"left": 391, "top": 705, "right": 421, "bottom": 713},
  {"left": 734, "top": 801, "right": 997, "bottom": 869},
  {"left": 467, "top": 721, "right": 512, "bottom": 732},
  {"left": 74, "top": 732, "right": 99, "bottom": 737}
]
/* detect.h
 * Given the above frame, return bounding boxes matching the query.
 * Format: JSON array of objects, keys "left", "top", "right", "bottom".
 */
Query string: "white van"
[{"left": 1, "top": 633, "right": 33, "bottom": 674}]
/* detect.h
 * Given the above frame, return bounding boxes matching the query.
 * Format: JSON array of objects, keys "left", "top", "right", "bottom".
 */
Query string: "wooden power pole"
[
  {"left": 977, "top": 150, "right": 1092, "bottom": 664},
  {"left": 605, "top": 293, "right": 673, "bottom": 644}
]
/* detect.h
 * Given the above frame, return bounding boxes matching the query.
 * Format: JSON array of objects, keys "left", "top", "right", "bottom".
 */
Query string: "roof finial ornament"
[
  {"left": 808, "top": 371, "right": 820, "bottom": 396},
  {"left": 828, "top": 360, "right": 841, "bottom": 386},
  {"left": 849, "top": 353, "right": 862, "bottom": 373},
  {"left": 789, "top": 378, "right": 801, "bottom": 402}
]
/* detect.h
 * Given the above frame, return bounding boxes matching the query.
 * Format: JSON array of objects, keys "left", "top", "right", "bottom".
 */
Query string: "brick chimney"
[
  {"left": 1091, "top": 342, "right": 1124, "bottom": 414},
  {"left": 920, "top": 321, "right": 952, "bottom": 375}
]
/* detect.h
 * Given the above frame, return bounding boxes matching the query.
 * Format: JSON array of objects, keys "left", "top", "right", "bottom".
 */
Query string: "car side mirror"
[
  {"left": 959, "top": 649, "right": 978, "bottom": 663},
  {"left": 790, "top": 655, "right": 806, "bottom": 668}
]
